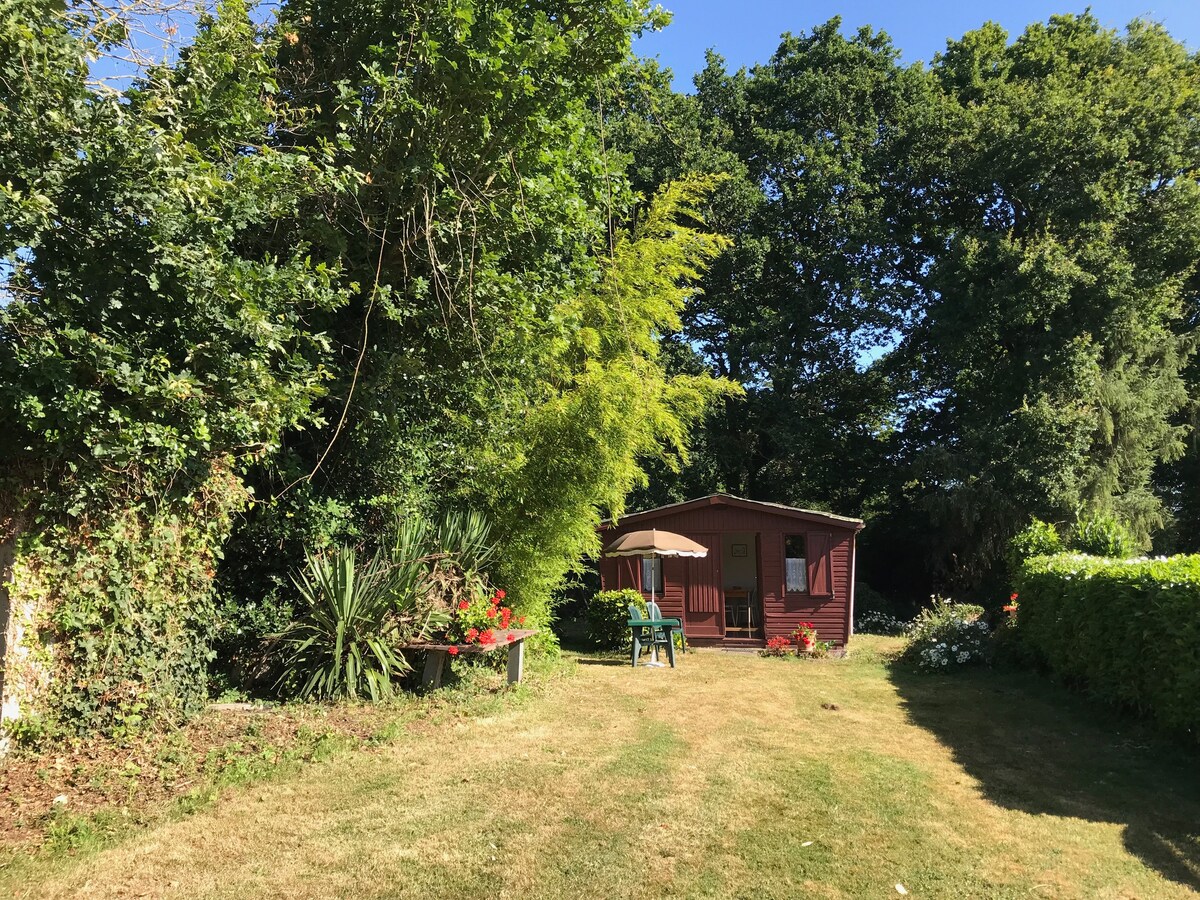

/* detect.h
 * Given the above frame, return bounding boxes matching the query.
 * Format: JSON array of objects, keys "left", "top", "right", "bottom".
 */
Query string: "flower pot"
[{"left": 797, "top": 640, "right": 814, "bottom": 655}]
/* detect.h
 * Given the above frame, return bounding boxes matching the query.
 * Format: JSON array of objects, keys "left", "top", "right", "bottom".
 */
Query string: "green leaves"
[
  {"left": 900, "top": 13, "right": 1200, "bottom": 578},
  {"left": 1016, "top": 552, "right": 1200, "bottom": 739},
  {"left": 1, "top": 0, "right": 351, "bottom": 513}
]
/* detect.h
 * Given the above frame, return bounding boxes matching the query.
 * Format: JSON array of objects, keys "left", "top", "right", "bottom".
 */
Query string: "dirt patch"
[{"left": 0, "top": 666, "right": 523, "bottom": 852}]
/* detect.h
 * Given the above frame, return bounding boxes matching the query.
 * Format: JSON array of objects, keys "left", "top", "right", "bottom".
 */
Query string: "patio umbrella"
[{"left": 603, "top": 529, "right": 708, "bottom": 665}]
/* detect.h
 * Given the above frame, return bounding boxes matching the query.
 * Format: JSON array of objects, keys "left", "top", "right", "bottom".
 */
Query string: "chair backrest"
[
  {"left": 645, "top": 600, "right": 664, "bottom": 620},
  {"left": 628, "top": 603, "right": 642, "bottom": 621}
]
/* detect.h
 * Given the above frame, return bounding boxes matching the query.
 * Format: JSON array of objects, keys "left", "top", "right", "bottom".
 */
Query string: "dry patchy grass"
[{"left": 3, "top": 636, "right": 1198, "bottom": 898}]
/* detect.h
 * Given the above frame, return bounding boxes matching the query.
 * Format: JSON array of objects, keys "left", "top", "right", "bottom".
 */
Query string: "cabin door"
[{"left": 683, "top": 533, "right": 722, "bottom": 638}]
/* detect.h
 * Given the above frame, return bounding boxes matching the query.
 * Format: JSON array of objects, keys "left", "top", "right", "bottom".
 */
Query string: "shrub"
[
  {"left": 586, "top": 589, "right": 646, "bottom": 650},
  {"left": 806, "top": 640, "right": 832, "bottom": 659},
  {"left": 1071, "top": 512, "right": 1137, "bottom": 558},
  {"left": 1008, "top": 518, "right": 1064, "bottom": 569},
  {"left": 1015, "top": 553, "right": 1200, "bottom": 739},
  {"left": 901, "top": 598, "right": 991, "bottom": 671}
]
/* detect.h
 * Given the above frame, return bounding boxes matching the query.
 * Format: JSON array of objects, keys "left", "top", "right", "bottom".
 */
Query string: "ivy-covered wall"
[{"left": 0, "top": 472, "right": 247, "bottom": 739}]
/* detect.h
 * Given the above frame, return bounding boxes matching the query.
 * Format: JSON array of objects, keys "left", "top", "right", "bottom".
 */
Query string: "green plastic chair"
[
  {"left": 629, "top": 604, "right": 675, "bottom": 668},
  {"left": 645, "top": 600, "right": 685, "bottom": 654}
]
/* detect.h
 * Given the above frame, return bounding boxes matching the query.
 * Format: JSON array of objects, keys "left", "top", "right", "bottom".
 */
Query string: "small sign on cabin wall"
[{"left": 731, "top": 543, "right": 748, "bottom": 557}]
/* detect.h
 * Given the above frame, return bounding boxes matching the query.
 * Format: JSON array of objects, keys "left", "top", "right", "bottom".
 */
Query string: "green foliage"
[
  {"left": 1071, "top": 512, "right": 1138, "bottom": 559},
  {"left": 587, "top": 589, "right": 646, "bottom": 650},
  {"left": 470, "top": 176, "right": 737, "bottom": 643},
  {"left": 1008, "top": 519, "right": 1065, "bottom": 569},
  {"left": 8, "top": 470, "right": 247, "bottom": 737},
  {"left": 222, "top": 1, "right": 730, "bottom": 667},
  {"left": 426, "top": 511, "right": 496, "bottom": 579},
  {"left": 1016, "top": 553, "right": 1200, "bottom": 739},
  {"left": 1, "top": 1, "right": 349, "bottom": 511},
  {"left": 626, "top": 21, "right": 924, "bottom": 514},
  {"left": 0, "top": 0, "right": 351, "bottom": 733},
  {"left": 621, "top": 14, "right": 1200, "bottom": 605},
  {"left": 892, "top": 14, "right": 1200, "bottom": 586},
  {"left": 275, "top": 547, "right": 428, "bottom": 701}
]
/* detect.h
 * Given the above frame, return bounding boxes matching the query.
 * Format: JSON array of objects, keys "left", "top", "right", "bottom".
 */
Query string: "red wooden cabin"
[{"left": 598, "top": 494, "right": 864, "bottom": 648}]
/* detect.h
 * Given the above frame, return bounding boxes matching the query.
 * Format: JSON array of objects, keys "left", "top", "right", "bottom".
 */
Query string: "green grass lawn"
[{"left": 5, "top": 636, "right": 1199, "bottom": 898}]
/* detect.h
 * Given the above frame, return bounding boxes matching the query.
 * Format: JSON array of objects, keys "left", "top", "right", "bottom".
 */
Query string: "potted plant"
[{"left": 793, "top": 622, "right": 817, "bottom": 654}]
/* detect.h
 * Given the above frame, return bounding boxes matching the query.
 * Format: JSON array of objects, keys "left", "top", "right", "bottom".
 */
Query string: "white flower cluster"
[
  {"left": 916, "top": 619, "right": 990, "bottom": 671},
  {"left": 854, "top": 610, "right": 910, "bottom": 636}
]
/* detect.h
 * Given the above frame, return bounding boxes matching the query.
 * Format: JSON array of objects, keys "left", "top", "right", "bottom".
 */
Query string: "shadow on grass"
[
  {"left": 575, "top": 658, "right": 629, "bottom": 667},
  {"left": 890, "top": 664, "right": 1200, "bottom": 890}
]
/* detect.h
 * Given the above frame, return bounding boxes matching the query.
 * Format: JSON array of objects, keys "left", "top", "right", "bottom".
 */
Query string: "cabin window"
[
  {"left": 784, "top": 535, "right": 807, "bottom": 592},
  {"left": 641, "top": 557, "right": 663, "bottom": 594}
]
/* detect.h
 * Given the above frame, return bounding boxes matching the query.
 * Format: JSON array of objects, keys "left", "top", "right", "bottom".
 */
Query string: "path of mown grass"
[{"left": 4, "top": 636, "right": 1199, "bottom": 899}]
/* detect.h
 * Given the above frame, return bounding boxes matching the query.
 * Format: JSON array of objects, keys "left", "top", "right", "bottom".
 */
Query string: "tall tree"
[
  {"left": 217, "top": 0, "right": 732, "bottom": 647},
  {"left": 623, "top": 21, "right": 930, "bottom": 515},
  {"left": 0, "top": 0, "right": 350, "bottom": 730},
  {"left": 893, "top": 15, "right": 1200, "bottom": 588}
]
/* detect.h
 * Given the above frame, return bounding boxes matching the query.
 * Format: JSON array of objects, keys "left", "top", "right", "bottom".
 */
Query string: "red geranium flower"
[
  {"left": 496, "top": 589, "right": 506, "bottom": 600},
  {"left": 518, "top": 616, "right": 526, "bottom": 625},
  {"left": 457, "top": 600, "right": 470, "bottom": 611},
  {"left": 480, "top": 629, "right": 496, "bottom": 645},
  {"left": 485, "top": 607, "right": 497, "bottom": 619},
  {"left": 506, "top": 632, "right": 514, "bottom": 642},
  {"left": 447, "top": 646, "right": 459, "bottom": 656},
  {"left": 466, "top": 627, "right": 479, "bottom": 642},
  {"left": 1010, "top": 592, "right": 1019, "bottom": 602}
]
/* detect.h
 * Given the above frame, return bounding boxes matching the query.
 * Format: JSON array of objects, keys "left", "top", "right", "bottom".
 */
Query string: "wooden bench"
[{"left": 405, "top": 629, "right": 537, "bottom": 690}]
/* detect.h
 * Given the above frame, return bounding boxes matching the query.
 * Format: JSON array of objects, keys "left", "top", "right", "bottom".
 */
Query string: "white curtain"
[{"left": 785, "top": 556, "right": 807, "bottom": 592}]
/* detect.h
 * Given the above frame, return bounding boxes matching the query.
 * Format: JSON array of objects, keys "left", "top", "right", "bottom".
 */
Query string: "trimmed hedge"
[{"left": 1015, "top": 553, "right": 1200, "bottom": 740}]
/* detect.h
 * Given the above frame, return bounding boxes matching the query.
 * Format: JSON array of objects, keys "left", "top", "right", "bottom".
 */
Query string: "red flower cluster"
[
  {"left": 487, "top": 590, "right": 515, "bottom": 630},
  {"left": 1003, "top": 593, "right": 1019, "bottom": 617},
  {"left": 447, "top": 646, "right": 460, "bottom": 656},
  {"left": 446, "top": 586, "right": 519, "bottom": 646},
  {"left": 761, "top": 635, "right": 793, "bottom": 658},
  {"left": 793, "top": 622, "right": 817, "bottom": 644}
]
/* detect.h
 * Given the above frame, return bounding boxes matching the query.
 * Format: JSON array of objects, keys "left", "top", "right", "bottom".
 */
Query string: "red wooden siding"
[
  {"left": 683, "top": 534, "right": 722, "bottom": 637},
  {"left": 598, "top": 496, "right": 861, "bottom": 647},
  {"left": 658, "top": 557, "right": 686, "bottom": 622}
]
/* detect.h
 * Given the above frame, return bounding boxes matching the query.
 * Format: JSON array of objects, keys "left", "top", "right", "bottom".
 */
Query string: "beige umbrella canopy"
[{"left": 603, "top": 529, "right": 709, "bottom": 559}]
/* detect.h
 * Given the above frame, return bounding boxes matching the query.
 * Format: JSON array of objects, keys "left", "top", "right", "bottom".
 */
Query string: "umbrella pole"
[{"left": 649, "top": 552, "right": 658, "bottom": 664}]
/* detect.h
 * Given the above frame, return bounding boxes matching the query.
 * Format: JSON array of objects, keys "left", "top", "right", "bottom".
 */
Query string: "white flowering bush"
[
  {"left": 854, "top": 610, "right": 910, "bottom": 636},
  {"left": 901, "top": 597, "right": 991, "bottom": 671}
]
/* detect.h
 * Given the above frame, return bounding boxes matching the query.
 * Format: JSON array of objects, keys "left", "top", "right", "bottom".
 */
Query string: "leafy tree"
[
  {"left": 0, "top": 0, "right": 350, "bottom": 731},
  {"left": 217, "top": 0, "right": 731, "bottom": 659},
  {"left": 892, "top": 14, "right": 1200, "bottom": 588},
  {"left": 621, "top": 22, "right": 930, "bottom": 516}
]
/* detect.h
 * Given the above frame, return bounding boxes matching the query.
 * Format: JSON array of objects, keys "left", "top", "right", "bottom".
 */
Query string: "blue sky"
[{"left": 635, "top": 1, "right": 1200, "bottom": 87}]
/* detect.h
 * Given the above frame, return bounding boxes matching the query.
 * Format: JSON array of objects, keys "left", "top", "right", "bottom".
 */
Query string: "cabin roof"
[{"left": 602, "top": 493, "right": 864, "bottom": 531}]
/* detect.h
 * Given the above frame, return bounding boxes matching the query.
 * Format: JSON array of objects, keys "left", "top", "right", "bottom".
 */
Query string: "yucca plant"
[
  {"left": 276, "top": 546, "right": 418, "bottom": 701},
  {"left": 432, "top": 509, "right": 495, "bottom": 576}
]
